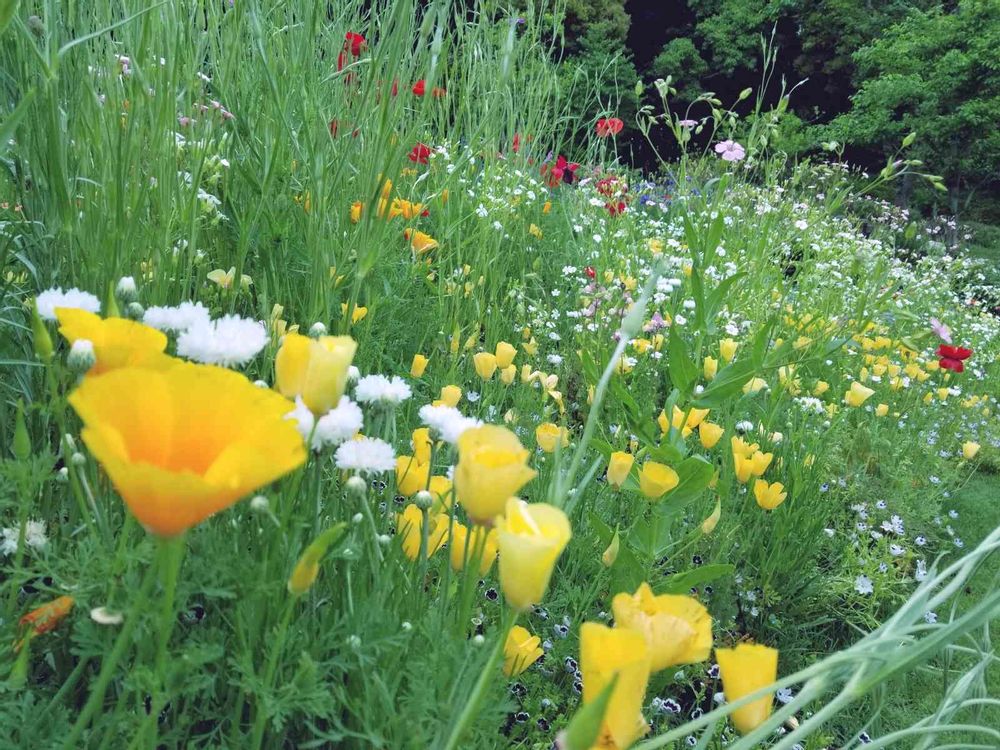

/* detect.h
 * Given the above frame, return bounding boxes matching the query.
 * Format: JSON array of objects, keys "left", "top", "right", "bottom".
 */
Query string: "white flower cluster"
[
  {"left": 287, "top": 397, "right": 364, "bottom": 452},
  {"left": 35, "top": 287, "right": 101, "bottom": 320},
  {"left": 143, "top": 301, "right": 211, "bottom": 332},
  {"left": 1, "top": 520, "right": 48, "bottom": 556},
  {"left": 419, "top": 404, "right": 482, "bottom": 444},
  {"left": 354, "top": 375, "right": 412, "bottom": 405},
  {"left": 177, "top": 314, "right": 267, "bottom": 367}
]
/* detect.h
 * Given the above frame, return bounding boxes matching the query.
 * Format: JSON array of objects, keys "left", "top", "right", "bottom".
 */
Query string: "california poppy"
[
  {"left": 938, "top": 345, "right": 972, "bottom": 373},
  {"left": 596, "top": 117, "right": 624, "bottom": 137},
  {"left": 408, "top": 143, "right": 432, "bottom": 164}
]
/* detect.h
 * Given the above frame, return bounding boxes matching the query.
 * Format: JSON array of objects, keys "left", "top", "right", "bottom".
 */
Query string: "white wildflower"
[
  {"left": 35, "top": 287, "right": 100, "bottom": 320},
  {"left": 177, "top": 314, "right": 267, "bottom": 367}
]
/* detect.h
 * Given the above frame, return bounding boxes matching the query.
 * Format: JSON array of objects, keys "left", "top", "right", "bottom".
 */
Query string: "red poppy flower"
[
  {"left": 512, "top": 133, "right": 521, "bottom": 153},
  {"left": 408, "top": 143, "right": 432, "bottom": 164},
  {"left": 937, "top": 345, "right": 973, "bottom": 373},
  {"left": 412, "top": 79, "right": 426, "bottom": 96},
  {"left": 596, "top": 117, "right": 624, "bottom": 137},
  {"left": 542, "top": 155, "right": 579, "bottom": 187},
  {"left": 344, "top": 32, "right": 366, "bottom": 57},
  {"left": 585, "top": 266, "right": 596, "bottom": 279}
]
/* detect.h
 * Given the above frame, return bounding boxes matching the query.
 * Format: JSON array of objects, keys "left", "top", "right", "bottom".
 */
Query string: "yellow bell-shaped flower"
[
  {"left": 275, "top": 332, "right": 357, "bottom": 415},
  {"left": 495, "top": 498, "right": 570, "bottom": 610},
  {"left": 454, "top": 426, "right": 536, "bottom": 524},
  {"left": 638, "top": 461, "right": 679, "bottom": 500},
  {"left": 606, "top": 451, "right": 634, "bottom": 490},
  {"left": 716, "top": 643, "right": 778, "bottom": 734},
  {"left": 580, "top": 623, "right": 651, "bottom": 750}
]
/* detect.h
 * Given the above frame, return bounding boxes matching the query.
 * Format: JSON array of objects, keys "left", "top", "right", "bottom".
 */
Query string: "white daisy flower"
[
  {"left": 35, "top": 287, "right": 100, "bottom": 320},
  {"left": 314, "top": 397, "right": 364, "bottom": 449},
  {"left": 354, "top": 375, "right": 412, "bottom": 405},
  {"left": 418, "top": 404, "right": 482, "bottom": 444},
  {"left": 335, "top": 437, "right": 396, "bottom": 474},
  {"left": 143, "top": 301, "right": 211, "bottom": 332},
  {"left": 177, "top": 314, "right": 267, "bottom": 367}
]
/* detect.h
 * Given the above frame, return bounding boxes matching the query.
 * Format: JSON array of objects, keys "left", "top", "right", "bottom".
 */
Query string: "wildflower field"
[{"left": 1, "top": 2, "right": 999, "bottom": 748}]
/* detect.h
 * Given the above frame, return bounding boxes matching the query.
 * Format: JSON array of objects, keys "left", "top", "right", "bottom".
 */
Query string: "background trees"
[{"left": 554, "top": 0, "right": 1000, "bottom": 222}]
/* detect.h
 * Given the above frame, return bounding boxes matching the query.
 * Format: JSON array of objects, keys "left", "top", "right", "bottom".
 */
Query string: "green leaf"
[
  {"left": 655, "top": 564, "right": 735, "bottom": 594},
  {"left": 664, "top": 456, "right": 715, "bottom": 506},
  {"left": 693, "top": 359, "right": 757, "bottom": 408},
  {"left": 0, "top": 0, "right": 17, "bottom": 37},
  {"left": 666, "top": 327, "right": 697, "bottom": 395},
  {"left": 557, "top": 675, "right": 618, "bottom": 750}
]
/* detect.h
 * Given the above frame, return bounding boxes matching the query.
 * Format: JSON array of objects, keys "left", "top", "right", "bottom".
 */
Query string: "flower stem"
[
  {"left": 62, "top": 553, "right": 160, "bottom": 749},
  {"left": 442, "top": 609, "right": 516, "bottom": 750}
]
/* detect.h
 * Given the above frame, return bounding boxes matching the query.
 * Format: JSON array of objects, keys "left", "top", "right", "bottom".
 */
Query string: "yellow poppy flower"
[
  {"left": 275, "top": 332, "right": 357, "bottom": 415},
  {"left": 495, "top": 498, "right": 570, "bottom": 610},
  {"left": 535, "top": 422, "right": 569, "bottom": 453},
  {"left": 504, "top": 625, "right": 543, "bottom": 676},
  {"left": 716, "top": 643, "right": 778, "bottom": 734},
  {"left": 580, "top": 623, "right": 650, "bottom": 750},
  {"left": 495, "top": 341, "right": 518, "bottom": 368},
  {"left": 449, "top": 522, "right": 499, "bottom": 576},
  {"left": 56, "top": 308, "right": 170, "bottom": 375},
  {"left": 699, "top": 422, "right": 725, "bottom": 449},
  {"left": 611, "top": 582, "right": 712, "bottom": 671},
  {"left": 395, "top": 455, "right": 430, "bottom": 497},
  {"left": 454, "top": 426, "right": 536, "bottom": 524},
  {"left": 410, "top": 353, "right": 429, "bottom": 377},
  {"left": 638, "top": 461, "right": 679, "bottom": 500},
  {"left": 844, "top": 381, "right": 875, "bottom": 407},
  {"left": 67, "top": 363, "right": 306, "bottom": 536},
  {"left": 397, "top": 503, "right": 449, "bottom": 561},
  {"left": 606, "top": 451, "right": 634, "bottom": 490},
  {"left": 753, "top": 479, "right": 787, "bottom": 510},
  {"left": 473, "top": 351, "right": 498, "bottom": 380}
]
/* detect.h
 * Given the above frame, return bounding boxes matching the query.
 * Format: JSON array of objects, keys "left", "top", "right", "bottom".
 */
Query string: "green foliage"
[
  {"left": 827, "top": 0, "right": 1000, "bottom": 212},
  {"left": 648, "top": 38, "right": 708, "bottom": 102}
]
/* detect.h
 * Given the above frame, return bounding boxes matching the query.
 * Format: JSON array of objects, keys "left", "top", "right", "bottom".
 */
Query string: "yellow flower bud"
[
  {"left": 503, "top": 625, "right": 543, "bottom": 677},
  {"left": 287, "top": 523, "right": 347, "bottom": 595},
  {"left": 454, "top": 426, "right": 536, "bottom": 524},
  {"left": 500, "top": 364, "right": 517, "bottom": 384},
  {"left": 703, "top": 355, "right": 718, "bottom": 380},
  {"left": 611, "top": 582, "right": 712, "bottom": 672},
  {"left": 275, "top": 332, "right": 357, "bottom": 415},
  {"left": 440, "top": 384, "right": 462, "bottom": 407},
  {"left": 701, "top": 497, "right": 721, "bottom": 533},
  {"left": 606, "top": 451, "right": 634, "bottom": 490},
  {"left": 602, "top": 527, "right": 620, "bottom": 567},
  {"left": 716, "top": 643, "right": 778, "bottom": 734},
  {"left": 875, "top": 403, "right": 889, "bottom": 417},
  {"left": 410, "top": 353, "right": 429, "bottom": 377},
  {"left": 719, "top": 338, "right": 738, "bottom": 363},
  {"left": 638, "top": 461, "right": 679, "bottom": 500},
  {"left": 495, "top": 498, "right": 571, "bottom": 610}
]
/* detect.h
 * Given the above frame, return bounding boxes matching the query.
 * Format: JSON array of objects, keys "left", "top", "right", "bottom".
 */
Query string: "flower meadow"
[{"left": 1, "top": 2, "right": 999, "bottom": 749}]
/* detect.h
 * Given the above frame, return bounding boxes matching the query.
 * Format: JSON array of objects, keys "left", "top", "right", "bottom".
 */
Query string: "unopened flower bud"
[
  {"left": 70, "top": 452, "right": 86, "bottom": 467},
  {"left": 126, "top": 302, "right": 144, "bottom": 320},
  {"left": 413, "top": 490, "right": 434, "bottom": 511},
  {"left": 352, "top": 512, "right": 363, "bottom": 525},
  {"left": 253, "top": 380, "right": 269, "bottom": 389},
  {"left": 57, "top": 467, "right": 69, "bottom": 483},
  {"left": 309, "top": 322, "right": 327, "bottom": 338},
  {"left": 116, "top": 276, "right": 137, "bottom": 301},
  {"left": 377, "top": 533, "right": 391, "bottom": 546},
  {"left": 472, "top": 634, "right": 485, "bottom": 646},
  {"left": 30, "top": 302, "right": 53, "bottom": 363},
  {"left": 67, "top": 339, "right": 96, "bottom": 373},
  {"left": 346, "top": 475, "right": 367, "bottom": 500},
  {"left": 250, "top": 495, "right": 269, "bottom": 512}
]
